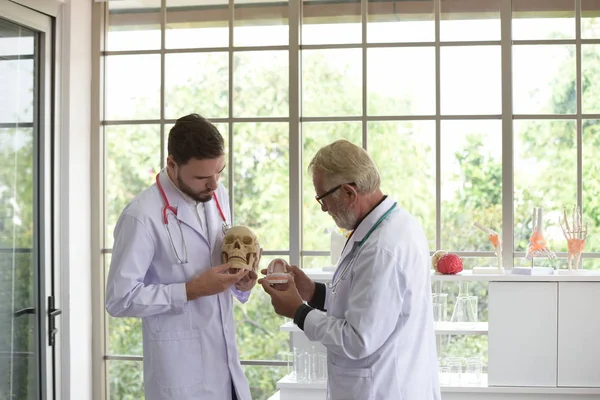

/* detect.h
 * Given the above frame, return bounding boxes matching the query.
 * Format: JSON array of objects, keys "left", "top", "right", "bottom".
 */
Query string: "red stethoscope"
[{"left": 155, "top": 173, "right": 230, "bottom": 264}]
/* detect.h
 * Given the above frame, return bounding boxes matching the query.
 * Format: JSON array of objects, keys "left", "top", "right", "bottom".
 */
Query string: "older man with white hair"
[{"left": 260, "top": 140, "right": 441, "bottom": 400}]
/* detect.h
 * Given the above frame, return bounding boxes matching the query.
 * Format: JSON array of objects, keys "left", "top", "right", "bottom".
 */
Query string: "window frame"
[{"left": 92, "top": 0, "right": 600, "bottom": 398}]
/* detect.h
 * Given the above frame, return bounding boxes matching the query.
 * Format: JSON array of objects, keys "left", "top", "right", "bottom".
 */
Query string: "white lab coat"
[
  {"left": 303, "top": 196, "right": 441, "bottom": 400},
  {"left": 105, "top": 170, "right": 251, "bottom": 400}
]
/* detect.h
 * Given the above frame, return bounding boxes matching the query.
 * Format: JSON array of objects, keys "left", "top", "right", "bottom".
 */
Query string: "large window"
[{"left": 96, "top": 0, "right": 600, "bottom": 398}]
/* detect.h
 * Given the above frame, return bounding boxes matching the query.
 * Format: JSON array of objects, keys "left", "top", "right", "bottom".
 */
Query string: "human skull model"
[
  {"left": 431, "top": 250, "right": 448, "bottom": 270},
  {"left": 266, "top": 258, "right": 290, "bottom": 284},
  {"left": 221, "top": 225, "right": 260, "bottom": 273}
]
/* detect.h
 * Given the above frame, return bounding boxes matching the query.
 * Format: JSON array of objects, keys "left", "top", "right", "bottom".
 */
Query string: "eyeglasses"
[{"left": 315, "top": 182, "right": 356, "bottom": 206}]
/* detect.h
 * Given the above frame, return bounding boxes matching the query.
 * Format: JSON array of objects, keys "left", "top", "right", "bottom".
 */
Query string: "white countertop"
[
  {"left": 303, "top": 268, "right": 600, "bottom": 282},
  {"left": 276, "top": 373, "right": 600, "bottom": 395},
  {"left": 277, "top": 372, "right": 600, "bottom": 395},
  {"left": 280, "top": 320, "right": 489, "bottom": 335}
]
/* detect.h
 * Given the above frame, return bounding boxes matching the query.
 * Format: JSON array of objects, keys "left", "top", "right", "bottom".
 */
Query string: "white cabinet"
[
  {"left": 488, "top": 281, "right": 600, "bottom": 389},
  {"left": 488, "top": 282, "right": 558, "bottom": 387},
  {"left": 558, "top": 282, "right": 600, "bottom": 387},
  {"left": 272, "top": 269, "right": 600, "bottom": 400}
]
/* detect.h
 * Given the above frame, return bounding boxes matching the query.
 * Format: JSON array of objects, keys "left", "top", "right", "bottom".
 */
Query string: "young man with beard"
[{"left": 106, "top": 114, "right": 256, "bottom": 400}]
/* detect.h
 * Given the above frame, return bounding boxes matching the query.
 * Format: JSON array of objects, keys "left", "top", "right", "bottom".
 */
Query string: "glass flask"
[
  {"left": 432, "top": 292, "right": 448, "bottom": 326},
  {"left": 293, "top": 347, "right": 308, "bottom": 381},
  {"left": 465, "top": 358, "right": 484, "bottom": 385},
  {"left": 450, "top": 282, "right": 478, "bottom": 328}
]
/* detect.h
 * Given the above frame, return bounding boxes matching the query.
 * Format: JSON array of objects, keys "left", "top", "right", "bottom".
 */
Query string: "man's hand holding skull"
[{"left": 185, "top": 263, "right": 248, "bottom": 300}]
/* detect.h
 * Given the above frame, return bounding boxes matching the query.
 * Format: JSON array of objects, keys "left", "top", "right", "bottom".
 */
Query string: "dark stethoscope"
[
  {"left": 329, "top": 202, "right": 397, "bottom": 294},
  {"left": 155, "top": 173, "right": 230, "bottom": 264}
]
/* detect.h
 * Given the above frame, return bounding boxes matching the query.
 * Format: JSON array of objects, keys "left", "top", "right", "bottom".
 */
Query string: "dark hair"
[{"left": 167, "top": 114, "right": 225, "bottom": 165}]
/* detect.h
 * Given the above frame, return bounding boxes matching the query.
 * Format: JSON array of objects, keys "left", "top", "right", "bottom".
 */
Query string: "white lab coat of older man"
[
  {"left": 304, "top": 197, "right": 441, "bottom": 400},
  {"left": 105, "top": 170, "right": 251, "bottom": 400}
]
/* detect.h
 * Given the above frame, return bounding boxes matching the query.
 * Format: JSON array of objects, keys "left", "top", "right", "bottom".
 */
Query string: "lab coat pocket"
[
  {"left": 329, "top": 363, "right": 374, "bottom": 400},
  {"left": 151, "top": 329, "right": 203, "bottom": 389}
]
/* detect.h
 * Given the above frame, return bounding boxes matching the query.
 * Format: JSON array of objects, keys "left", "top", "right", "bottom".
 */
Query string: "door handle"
[
  {"left": 48, "top": 296, "right": 61, "bottom": 346},
  {"left": 49, "top": 308, "right": 61, "bottom": 317},
  {"left": 14, "top": 307, "right": 35, "bottom": 317}
]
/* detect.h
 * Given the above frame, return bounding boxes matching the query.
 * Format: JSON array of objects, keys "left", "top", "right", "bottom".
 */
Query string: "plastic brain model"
[
  {"left": 266, "top": 258, "right": 290, "bottom": 284},
  {"left": 432, "top": 250, "right": 463, "bottom": 275},
  {"left": 221, "top": 225, "right": 260, "bottom": 273}
]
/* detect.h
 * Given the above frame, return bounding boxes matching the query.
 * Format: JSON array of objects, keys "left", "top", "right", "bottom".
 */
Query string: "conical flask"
[{"left": 450, "top": 282, "right": 478, "bottom": 328}]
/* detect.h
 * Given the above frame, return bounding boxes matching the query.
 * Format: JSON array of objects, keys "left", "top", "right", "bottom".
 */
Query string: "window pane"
[
  {"left": 582, "top": 120, "right": 600, "bottom": 253},
  {"left": 0, "top": 29, "right": 34, "bottom": 125},
  {"left": 369, "top": 121, "right": 436, "bottom": 251},
  {"left": 0, "top": 127, "right": 35, "bottom": 399},
  {"left": 105, "top": 55, "right": 161, "bottom": 121},
  {"left": 166, "top": 2, "right": 229, "bottom": 49},
  {"left": 105, "top": 125, "right": 161, "bottom": 248},
  {"left": 513, "top": 45, "right": 575, "bottom": 115},
  {"left": 439, "top": 335, "right": 489, "bottom": 365},
  {"left": 0, "top": 30, "right": 36, "bottom": 391},
  {"left": 582, "top": 45, "right": 600, "bottom": 114},
  {"left": 513, "top": 120, "right": 576, "bottom": 253},
  {"left": 107, "top": 311, "right": 144, "bottom": 356},
  {"left": 106, "top": 253, "right": 144, "bottom": 392},
  {"left": 0, "top": 23, "right": 34, "bottom": 57},
  {"left": 302, "top": 0, "right": 361, "bottom": 45},
  {"left": 441, "top": 0, "right": 501, "bottom": 42},
  {"left": 512, "top": 256, "right": 559, "bottom": 269},
  {"left": 0, "top": 127, "right": 34, "bottom": 248},
  {"left": 233, "top": 51, "right": 289, "bottom": 118},
  {"left": 448, "top": 257, "right": 500, "bottom": 272},
  {"left": 105, "top": 252, "right": 144, "bottom": 358},
  {"left": 163, "top": 124, "right": 173, "bottom": 171},
  {"left": 107, "top": 2, "right": 161, "bottom": 51},
  {"left": 242, "top": 364, "right": 287, "bottom": 400},
  {"left": 302, "top": 122, "right": 362, "bottom": 252},
  {"left": 578, "top": 258, "right": 600, "bottom": 271},
  {"left": 302, "top": 49, "right": 362, "bottom": 117},
  {"left": 233, "top": 123, "right": 289, "bottom": 250},
  {"left": 367, "top": 48, "right": 435, "bottom": 116},
  {"left": 368, "top": 0, "right": 434, "bottom": 43},
  {"left": 512, "top": 0, "right": 575, "bottom": 40},
  {"left": 215, "top": 123, "right": 229, "bottom": 190},
  {"left": 582, "top": 0, "right": 600, "bottom": 39},
  {"left": 302, "top": 256, "right": 331, "bottom": 269},
  {"left": 234, "top": 290, "right": 288, "bottom": 396},
  {"left": 165, "top": 52, "right": 229, "bottom": 120},
  {"left": 441, "top": 121, "right": 502, "bottom": 251},
  {"left": 0, "top": 59, "right": 33, "bottom": 123},
  {"left": 108, "top": 360, "right": 144, "bottom": 400},
  {"left": 441, "top": 46, "right": 501, "bottom": 115},
  {"left": 234, "top": 1, "right": 289, "bottom": 47}
]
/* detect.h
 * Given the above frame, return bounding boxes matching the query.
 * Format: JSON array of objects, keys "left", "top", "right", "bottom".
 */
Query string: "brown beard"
[{"left": 176, "top": 171, "right": 213, "bottom": 203}]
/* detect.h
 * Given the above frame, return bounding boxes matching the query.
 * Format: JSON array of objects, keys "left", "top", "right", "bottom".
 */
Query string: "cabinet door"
[
  {"left": 488, "top": 282, "right": 558, "bottom": 387},
  {"left": 558, "top": 282, "right": 600, "bottom": 387}
]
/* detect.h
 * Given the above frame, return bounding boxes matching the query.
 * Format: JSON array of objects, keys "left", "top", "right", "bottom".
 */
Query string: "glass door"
[{"left": 0, "top": 2, "right": 57, "bottom": 399}]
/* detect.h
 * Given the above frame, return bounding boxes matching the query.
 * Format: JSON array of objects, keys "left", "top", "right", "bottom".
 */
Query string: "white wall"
[{"left": 59, "top": 0, "right": 93, "bottom": 398}]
